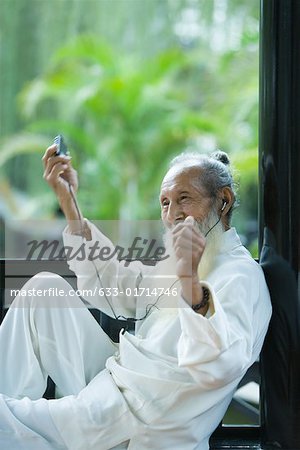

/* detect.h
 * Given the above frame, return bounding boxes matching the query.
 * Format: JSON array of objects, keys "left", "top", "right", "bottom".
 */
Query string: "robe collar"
[{"left": 219, "top": 227, "right": 243, "bottom": 254}]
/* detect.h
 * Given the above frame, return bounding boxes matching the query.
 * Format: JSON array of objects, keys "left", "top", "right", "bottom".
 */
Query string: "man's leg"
[
  {"left": 48, "top": 368, "right": 139, "bottom": 450},
  {"left": 0, "top": 271, "right": 117, "bottom": 399},
  {"left": 0, "top": 368, "right": 138, "bottom": 450},
  {"left": 0, "top": 272, "right": 136, "bottom": 449},
  {"left": 0, "top": 394, "right": 66, "bottom": 449}
]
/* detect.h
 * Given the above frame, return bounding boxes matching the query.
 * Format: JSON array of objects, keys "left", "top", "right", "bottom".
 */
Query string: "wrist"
[
  {"left": 178, "top": 271, "right": 200, "bottom": 283},
  {"left": 58, "top": 195, "right": 90, "bottom": 239},
  {"left": 179, "top": 275, "right": 202, "bottom": 303},
  {"left": 191, "top": 286, "right": 210, "bottom": 312},
  {"left": 59, "top": 195, "right": 82, "bottom": 220},
  {"left": 67, "top": 219, "right": 92, "bottom": 240},
  {"left": 179, "top": 275, "right": 210, "bottom": 315}
]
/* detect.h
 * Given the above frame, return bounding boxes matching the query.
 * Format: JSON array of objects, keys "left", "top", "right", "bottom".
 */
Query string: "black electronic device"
[{"left": 54, "top": 135, "right": 69, "bottom": 156}]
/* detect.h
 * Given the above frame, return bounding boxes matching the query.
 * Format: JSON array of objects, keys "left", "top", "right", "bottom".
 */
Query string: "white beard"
[
  {"left": 161, "top": 210, "right": 224, "bottom": 282},
  {"left": 196, "top": 211, "right": 224, "bottom": 280},
  {"left": 143, "top": 211, "right": 224, "bottom": 314}
]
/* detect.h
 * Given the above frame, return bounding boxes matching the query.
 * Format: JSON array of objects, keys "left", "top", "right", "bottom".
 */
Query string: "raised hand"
[
  {"left": 42, "top": 144, "right": 78, "bottom": 203},
  {"left": 172, "top": 216, "right": 206, "bottom": 279}
]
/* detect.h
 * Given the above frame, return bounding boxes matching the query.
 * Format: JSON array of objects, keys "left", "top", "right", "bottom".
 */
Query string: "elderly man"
[{"left": 0, "top": 147, "right": 272, "bottom": 450}]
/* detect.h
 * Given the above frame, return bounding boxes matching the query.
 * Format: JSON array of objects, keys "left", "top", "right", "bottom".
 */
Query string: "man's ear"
[{"left": 219, "top": 187, "right": 234, "bottom": 214}]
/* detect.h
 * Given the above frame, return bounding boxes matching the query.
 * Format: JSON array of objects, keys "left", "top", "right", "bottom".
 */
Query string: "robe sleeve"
[
  {"left": 62, "top": 219, "right": 145, "bottom": 318},
  {"left": 177, "top": 262, "right": 271, "bottom": 390}
]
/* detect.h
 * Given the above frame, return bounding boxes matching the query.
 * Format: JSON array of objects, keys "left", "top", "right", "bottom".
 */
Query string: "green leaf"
[{"left": 0, "top": 133, "right": 50, "bottom": 167}]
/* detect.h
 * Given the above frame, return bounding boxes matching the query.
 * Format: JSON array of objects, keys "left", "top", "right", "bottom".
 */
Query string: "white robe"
[{"left": 0, "top": 222, "right": 272, "bottom": 450}]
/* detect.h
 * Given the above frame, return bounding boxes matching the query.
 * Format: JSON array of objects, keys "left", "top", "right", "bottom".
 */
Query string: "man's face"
[{"left": 160, "top": 165, "right": 213, "bottom": 229}]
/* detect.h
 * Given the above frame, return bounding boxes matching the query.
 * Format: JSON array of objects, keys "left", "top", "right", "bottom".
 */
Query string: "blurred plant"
[
  {"left": 1, "top": 36, "right": 208, "bottom": 220},
  {"left": 0, "top": 27, "right": 259, "bottom": 234}
]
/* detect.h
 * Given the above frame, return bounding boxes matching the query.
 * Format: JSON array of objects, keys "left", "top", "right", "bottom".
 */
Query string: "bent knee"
[
  {"left": 27, "top": 271, "right": 72, "bottom": 290},
  {"left": 13, "top": 272, "right": 79, "bottom": 308}
]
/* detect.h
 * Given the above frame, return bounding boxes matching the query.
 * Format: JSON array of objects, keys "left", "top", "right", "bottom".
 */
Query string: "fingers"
[
  {"left": 172, "top": 216, "right": 203, "bottom": 242},
  {"left": 184, "top": 216, "right": 195, "bottom": 225},
  {"left": 42, "top": 144, "right": 58, "bottom": 169},
  {"left": 43, "top": 161, "right": 69, "bottom": 186},
  {"left": 173, "top": 232, "right": 204, "bottom": 257},
  {"left": 172, "top": 216, "right": 196, "bottom": 233},
  {"left": 172, "top": 216, "right": 205, "bottom": 254},
  {"left": 43, "top": 154, "right": 71, "bottom": 180},
  {"left": 42, "top": 144, "right": 71, "bottom": 171},
  {"left": 43, "top": 158, "right": 70, "bottom": 180}
]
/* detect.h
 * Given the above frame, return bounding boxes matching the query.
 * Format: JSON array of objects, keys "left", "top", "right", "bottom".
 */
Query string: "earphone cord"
[
  {"left": 67, "top": 182, "right": 178, "bottom": 323},
  {"left": 204, "top": 213, "right": 222, "bottom": 237}
]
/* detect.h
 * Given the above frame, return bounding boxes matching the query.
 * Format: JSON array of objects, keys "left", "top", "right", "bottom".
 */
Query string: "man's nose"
[{"left": 166, "top": 202, "right": 185, "bottom": 226}]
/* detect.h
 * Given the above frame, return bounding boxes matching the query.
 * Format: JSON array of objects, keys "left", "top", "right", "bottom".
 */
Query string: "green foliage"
[
  {"left": 1, "top": 36, "right": 221, "bottom": 219},
  {"left": 0, "top": 133, "right": 49, "bottom": 167},
  {"left": 0, "top": 0, "right": 260, "bottom": 249},
  {"left": 232, "top": 148, "right": 258, "bottom": 228}
]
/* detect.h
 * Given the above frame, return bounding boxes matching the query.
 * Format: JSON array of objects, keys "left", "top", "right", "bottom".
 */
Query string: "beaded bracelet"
[{"left": 192, "top": 287, "right": 210, "bottom": 312}]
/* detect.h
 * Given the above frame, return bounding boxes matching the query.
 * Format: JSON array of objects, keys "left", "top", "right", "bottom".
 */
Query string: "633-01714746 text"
[{"left": 98, "top": 287, "right": 179, "bottom": 297}]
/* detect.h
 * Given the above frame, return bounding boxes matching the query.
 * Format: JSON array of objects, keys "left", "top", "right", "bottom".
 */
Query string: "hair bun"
[{"left": 210, "top": 150, "right": 230, "bottom": 166}]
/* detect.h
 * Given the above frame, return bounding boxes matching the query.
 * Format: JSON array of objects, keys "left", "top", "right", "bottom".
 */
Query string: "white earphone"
[{"left": 221, "top": 200, "right": 227, "bottom": 212}]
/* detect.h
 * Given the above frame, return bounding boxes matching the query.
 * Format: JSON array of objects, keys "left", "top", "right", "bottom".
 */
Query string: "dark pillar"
[{"left": 259, "top": 0, "right": 300, "bottom": 448}]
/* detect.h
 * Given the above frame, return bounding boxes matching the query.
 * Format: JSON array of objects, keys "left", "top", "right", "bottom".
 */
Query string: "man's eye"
[
  {"left": 162, "top": 200, "right": 169, "bottom": 207},
  {"left": 179, "top": 196, "right": 189, "bottom": 202}
]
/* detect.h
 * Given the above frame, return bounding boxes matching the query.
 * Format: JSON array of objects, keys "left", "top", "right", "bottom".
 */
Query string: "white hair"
[{"left": 169, "top": 150, "right": 238, "bottom": 221}]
